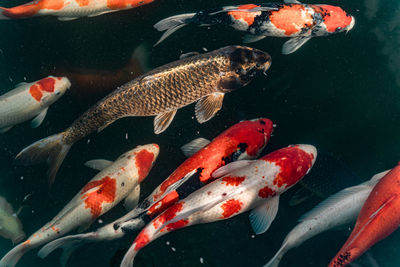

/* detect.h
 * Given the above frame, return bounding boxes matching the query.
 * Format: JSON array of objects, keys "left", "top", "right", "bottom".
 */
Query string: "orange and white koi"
[
  {"left": 120, "top": 144, "right": 317, "bottom": 267},
  {"left": 154, "top": 0, "right": 355, "bottom": 54},
  {"left": 328, "top": 163, "right": 400, "bottom": 267},
  {"left": 0, "top": 144, "right": 159, "bottom": 267},
  {"left": 0, "top": 0, "right": 154, "bottom": 21},
  {"left": 0, "top": 76, "right": 70, "bottom": 133},
  {"left": 36, "top": 118, "right": 274, "bottom": 263}
]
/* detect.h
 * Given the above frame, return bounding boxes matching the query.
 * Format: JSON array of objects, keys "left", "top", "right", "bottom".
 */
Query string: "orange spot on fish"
[
  {"left": 106, "top": 0, "right": 128, "bottom": 9},
  {"left": 134, "top": 229, "right": 150, "bottom": 251},
  {"left": 270, "top": 4, "right": 313, "bottom": 35},
  {"left": 316, "top": 5, "right": 353, "bottom": 33},
  {"left": 153, "top": 202, "right": 184, "bottom": 229},
  {"left": 80, "top": 176, "right": 116, "bottom": 218},
  {"left": 29, "top": 84, "right": 43, "bottom": 101},
  {"left": 220, "top": 199, "right": 243, "bottom": 218},
  {"left": 134, "top": 149, "right": 155, "bottom": 182},
  {"left": 149, "top": 190, "right": 179, "bottom": 218},
  {"left": 222, "top": 176, "right": 245, "bottom": 186},
  {"left": 258, "top": 186, "right": 276, "bottom": 198},
  {"left": 51, "top": 226, "right": 60, "bottom": 233},
  {"left": 76, "top": 0, "right": 90, "bottom": 7},
  {"left": 228, "top": 4, "right": 261, "bottom": 26},
  {"left": 166, "top": 219, "right": 189, "bottom": 231}
]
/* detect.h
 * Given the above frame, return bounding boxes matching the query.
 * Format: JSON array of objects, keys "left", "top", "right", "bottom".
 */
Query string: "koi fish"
[
  {"left": 37, "top": 118, "right": 274, "bottom": 264},
  {"left": 48, "top": 43, "right": 150, "bottom": 102},
  {"left": 0, "top": 76, "right": 70, "bottom": 133},
  {"left": 119, "top": 144, "right": 317, "bottom": 267},
  {"left": 154, "top": 0, "right": 355, "bottom": 54},
  {"left": 0, "top": 144, "right": 159, "bottom": 267},
  {"left": 15, "top": 46, "right": 272, "bottom": 186},
  {"left": 0, "top": 197, "right": 25, "bottom": 245},
  {"left": 0, "top": 0, "right": 154, "bottom": 21},
  {"left": 264, "top": 170, "right": 389, "bottom": 267},
  {"left": 328, "top": 163, "right": 400, "bottom": 267}
]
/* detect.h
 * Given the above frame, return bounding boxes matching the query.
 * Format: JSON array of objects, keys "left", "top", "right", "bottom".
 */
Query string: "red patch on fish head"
[
  {"left": 270, "top": 4, "right": 314, "bottom": 36},
  {"left": 165, "top": 219, "right": 189, "bottom": 231},
  {"left": 228, "top": 4, "right": 261, "bottom": 26},
  {"left": 316, "top": 5, "right": 354, "bottom": 33},
  {"left": 37, "top": 77, "right": 56, "bottom": 92},
  {"left": 29, "top": 84, "right": 43, "bottom": 101},
  {"left": 261, "top": 146, "right": 314, "bottom": 188},
  {"left": 258, "top": 186, "right": 276, "bottom": 198},
  {"left": 80, "top": 176, "right": 117, "bottom": 218},
  {"left": 222, "top": 176, "right": 245, "bottom": 186},
  {"left": 220, "top": 199, "right": 243, "bottom": 218},
  {"left": 134, "top": 149, "right": 155, "bottom": 182},
  {"left": 134, "top": 229, "right": 150, "bottom": 251},
  {"left": 224, "top": 119, "right": 274, "bottom": 157}
]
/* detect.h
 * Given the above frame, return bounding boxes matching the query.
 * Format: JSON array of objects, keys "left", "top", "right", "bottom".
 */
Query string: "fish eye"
[
  {"left": 55, "top": 91, "right": 61, "bottom": 96},
  {"left": 256, "top": 63, "right": 261, "bottom": 68}
]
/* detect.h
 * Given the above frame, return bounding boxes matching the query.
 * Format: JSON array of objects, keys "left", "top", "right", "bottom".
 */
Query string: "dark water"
[{"left": 0, "top": 0, "right": 399, "bottom": 266}]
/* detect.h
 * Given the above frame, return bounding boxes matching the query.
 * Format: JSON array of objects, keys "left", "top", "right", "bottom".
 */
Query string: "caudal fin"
[
  {"left": 0, "top": 4, "right": 40, "bottom": 20},
  {"left": 15, "top": 133, "right": 71, "bottom": 186},
  {"left": 0, "top": 241, "right": 29, "bottom": 267},
  {"left": 153, "top": 13, "right": 196, "bottom": 46},
  {"left": 263, "top": 243, "right": 288, "bottom": 267},
  {"left": 38, "top": 233, "right": 94, "bottom": 266}
]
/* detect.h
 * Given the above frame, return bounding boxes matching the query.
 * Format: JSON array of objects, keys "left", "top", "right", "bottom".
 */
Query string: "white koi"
[
  {"left": 264, "top": 170, "right": 389, "bottom": 267},
  {"left": 0, "top": 76, "right": 70, "bottom": 133}
]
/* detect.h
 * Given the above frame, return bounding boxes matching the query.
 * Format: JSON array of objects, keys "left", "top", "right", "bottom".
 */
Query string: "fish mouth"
[{"left": 346, "top": 16, "right": 355, "bottom": 33}]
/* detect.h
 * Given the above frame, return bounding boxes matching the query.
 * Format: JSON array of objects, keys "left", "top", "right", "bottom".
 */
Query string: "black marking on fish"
[{"left": 176, "top": 168, "right": 204, "bottom": 199}]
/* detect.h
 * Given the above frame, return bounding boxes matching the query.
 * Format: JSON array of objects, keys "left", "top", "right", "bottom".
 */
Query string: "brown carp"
[{"left": 15, "top": 45, "right": 272, "bottom": 186}]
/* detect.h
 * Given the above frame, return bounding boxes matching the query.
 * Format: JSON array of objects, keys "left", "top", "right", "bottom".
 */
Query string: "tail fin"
[
  {"left": 153, "top": 13, "right": 196, "bottom": 46},
  {"left": 0, "top": 241, "right": 29, "bottom": 267},
  {"left": 0, "top": 4, "right": 40, "bottom": 20},
  {"left": 263, "top": 243, "right": 288, "bottom": 267},
  {"left": 15, "top": 133, "right": 71, "bottom": 187},
  {"left": 37, "top": 233, "right": 94, "bottom": 266}
]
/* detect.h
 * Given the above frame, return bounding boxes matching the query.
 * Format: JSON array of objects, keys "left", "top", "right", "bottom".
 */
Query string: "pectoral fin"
[
  {"left": 282, "top": 36, "right": 311, "bottom": 55},
  {"left": 124, "top": 185, "right": 141, "bottom": 211},
  {"left": 249, "top": 195, "right": 280, "bottom": 235},
  {"left": 154, "top": 110, "right": 177, "bottom": 134},
  {"left": 180, "top": 138, "right": 211, "bottom": 157},
  {"left": 284, "top": 0, "right": 301, "bottom": 3},
  {"left": 212, "top": 160, "right": 255, "bottom": 178},
  {"left": 84, "top": 159, "right": 113, "bottom": 171},
  {"left": 57, "top": 17, "right": 79, "bottom": 21},
  {"left": 31, "top": 108, "right": 48, "bottom": 128},
  {"left": 195, "top": 93, "right": 224, "bottom": 124},
  {"left": 0, "top": 126, "right": 12, "bottom": 133},
  {"left": 243, "top": 34, "right": 266, "bottom": 44}
]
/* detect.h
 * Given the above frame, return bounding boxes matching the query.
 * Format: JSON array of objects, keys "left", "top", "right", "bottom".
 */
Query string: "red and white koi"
[
  {"left": 0, "top": 0, "right": 154, "bottom": 20},
  {"left": 264, "top": 170, "right": 389, "bottom": 267},
  {"left": 35, "top": 118, "right": 274, "bottom": 262},
  {"left": 120, "top": 144, "right": 317, "bottom": 267},
  {"left": 0, "top": 76, "right": 70, "bottom": 133},
  {"left": 328, "top": 163, "right": 400, "bottom": 267},
  {"left": 0, "top": 144, "right": 159, "bottom": 267},
  {"left": 114, "top": 118, "right": 274, "bottom": 229},
  {"left": 154, "top": 0, "right": 355, "bottom": 54}
]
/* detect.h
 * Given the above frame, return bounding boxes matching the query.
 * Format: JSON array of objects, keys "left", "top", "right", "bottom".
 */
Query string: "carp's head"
[
  {"left": 220, "top": 46, "right": 271, "bottom": 89},
  {"left": 317, "top": 5, "right": 355, "bottom": 34}
]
